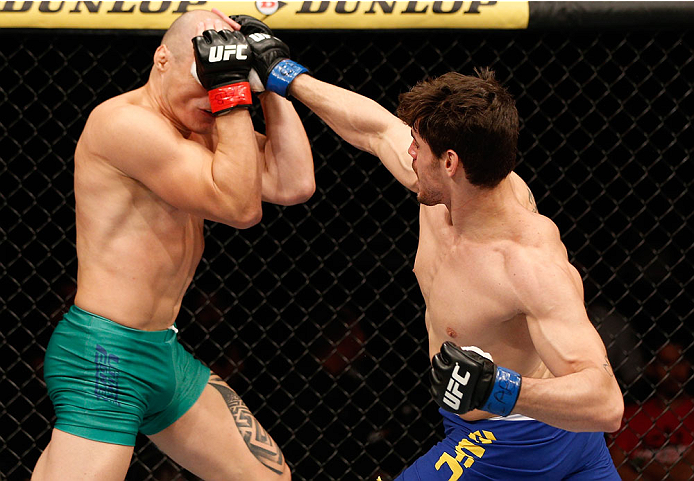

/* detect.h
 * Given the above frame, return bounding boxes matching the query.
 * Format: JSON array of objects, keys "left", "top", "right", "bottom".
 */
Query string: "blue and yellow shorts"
[
  {"left": 395, "top": 408, "right": 619, "bottom": 480},
  {"left": 44, "top": 305, "right": 210, "bottom": 446}
]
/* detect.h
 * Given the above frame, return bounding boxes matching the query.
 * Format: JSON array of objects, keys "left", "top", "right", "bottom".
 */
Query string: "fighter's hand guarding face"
[
  {"left": 231, "top": 14, "right": 274, "bottom": 35},
  {"left": 192, "top": 24, "right": 254, "bottom": 115}
]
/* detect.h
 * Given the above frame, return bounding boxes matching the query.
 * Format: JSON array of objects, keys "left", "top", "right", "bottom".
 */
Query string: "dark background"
[{"left": 2, "top": 27, "right": 692, "bottom": 480}]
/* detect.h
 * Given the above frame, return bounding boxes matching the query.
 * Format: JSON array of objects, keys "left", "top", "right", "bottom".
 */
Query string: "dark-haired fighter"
[
  {"left": 32, "top": 10, "right": 312, "bottom": 481},
  {"left": 288, "top": 66, "right": 623, "bottom": 478}
]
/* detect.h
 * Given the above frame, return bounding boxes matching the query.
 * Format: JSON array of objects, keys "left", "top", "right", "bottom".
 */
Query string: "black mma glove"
[
  {"left": 192, "top": 29, "right": 254, "bottom": 115},
  {"left": 230, "top": 14, "right": 274, "bottom": 35},
  {"left": 230, "top": 14, "right": 308, "bottom": 97},
  {"left": 430, "top": 342, "right": 522, "bottom": 417}
]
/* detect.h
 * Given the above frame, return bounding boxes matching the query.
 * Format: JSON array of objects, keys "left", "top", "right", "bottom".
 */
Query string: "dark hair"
[{"left": 396, "top": 68, "right": 518, "bottom": 188}]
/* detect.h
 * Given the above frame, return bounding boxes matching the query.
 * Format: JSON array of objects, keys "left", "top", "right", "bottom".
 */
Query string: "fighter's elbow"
[
  {"left": 293, "top": 178, "right": 316, "bottom": 204},
  {"left": 276, "top": 178, "right": 316, "bottom": 206},
  {"left": 233, "top": 205, "right": 263, "bottom": 229},
  {"left": 604, "top": 415, "right": 623, "bottom": 435},
  {"left": 291, "top": 162, "right": 317, "bottom": 203},
  {"left": 217, "top": 198, "right": 262, "bottom": 229},
  {"left": 597, "top": 411, "right": 623, "bottom": 434},
  {"left": 603, "top": 393, "right": 624, "bottom": 433},
  {"left": 593, "top": 389, "right": 624, "bottom": 433}
]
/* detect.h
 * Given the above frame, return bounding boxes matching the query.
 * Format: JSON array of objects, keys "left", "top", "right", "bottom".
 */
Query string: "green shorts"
[{"left": 44, "top": 305, "right": 211, "bottom": 446}]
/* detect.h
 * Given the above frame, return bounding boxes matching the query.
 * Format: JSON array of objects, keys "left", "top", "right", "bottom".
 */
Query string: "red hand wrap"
[{"left": 208, "top": 82, "right": 252, "bottom": 114}]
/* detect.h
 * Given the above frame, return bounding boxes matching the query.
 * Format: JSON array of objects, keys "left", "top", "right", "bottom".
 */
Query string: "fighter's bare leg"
[
  {"left": 31, "top": 429, "right": 133, "bottom": 481},
  {"left": 148, "top": 374, "right": 290, "bottom": 480}
]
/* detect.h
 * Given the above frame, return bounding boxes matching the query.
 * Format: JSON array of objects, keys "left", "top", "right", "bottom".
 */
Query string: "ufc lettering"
[
  {"left": 208, "top": 44, "right": 249, "bottom": 63},
  {"left": 443, "top": 363, "right": 470, "bottom": 410},
  {"left": 248, "top": 33, "right": 271, "bottom": 42}
]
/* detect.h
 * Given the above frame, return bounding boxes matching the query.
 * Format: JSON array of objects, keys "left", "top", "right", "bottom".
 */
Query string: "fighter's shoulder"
[
  {"left": 86, "top": 94, "right": 167, "bottom": 137},
  {"left": 502, "top": 217, "right": 571, "bottom": 288},
  {"left": 79, "top": 96, "right": 179, "bottom": 171},
  {"left": 524, "top": 212, "right": 563, "bottom": 246}
]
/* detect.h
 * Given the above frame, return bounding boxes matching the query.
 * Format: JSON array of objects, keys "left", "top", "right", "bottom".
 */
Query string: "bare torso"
[
  {"left": 413, "top": 176, "right": 572, "bottom": 420},
  {"left": 74, "top": 88, "right": 209, "bottom": 330}
]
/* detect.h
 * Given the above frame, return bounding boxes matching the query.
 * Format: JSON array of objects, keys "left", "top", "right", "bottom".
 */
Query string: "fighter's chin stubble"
[{"left": 417, "top": 190, "right": 443, "bottom": 207}]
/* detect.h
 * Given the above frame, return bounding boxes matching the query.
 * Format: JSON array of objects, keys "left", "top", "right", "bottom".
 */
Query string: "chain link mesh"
[{"left": 2, "top": 29, "right": 692, "bottom": 480}]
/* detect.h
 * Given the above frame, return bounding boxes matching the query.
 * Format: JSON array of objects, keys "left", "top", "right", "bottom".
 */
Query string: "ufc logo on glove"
[
  {"left": 431, "top": 342, "right": 522, "bottom": 416},
  {"left": 443, "top": 363, "right": 471, "bottom": 410},
  {"left": 248, "top": 33, "right": 272, "bottom": 43},
  {"left": 208, "top": 45, "right": 248, "bottom": 63}
]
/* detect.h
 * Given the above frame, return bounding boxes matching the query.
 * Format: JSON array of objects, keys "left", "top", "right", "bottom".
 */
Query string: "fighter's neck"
[
  {"left": 445, "top": 178, "right": 517, "bottom": 234},
  {"left": 142, "top": 77, "right": 192, "bottom": 138}
]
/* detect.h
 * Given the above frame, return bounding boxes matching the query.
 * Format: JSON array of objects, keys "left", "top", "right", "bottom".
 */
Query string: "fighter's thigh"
[
  {"left": 395, "top": 439, "right": 469, "bottom": 481},
  {"left": 31, "top": 428, "right": 133, "bottom": 481},
  {"left": 147, "top": 374, "right": 290, "bottom": 481}
]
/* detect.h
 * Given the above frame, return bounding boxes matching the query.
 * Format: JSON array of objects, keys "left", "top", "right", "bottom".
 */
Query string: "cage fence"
[{"left": 1, "top": 27, "right": 693, "bottom": 480}]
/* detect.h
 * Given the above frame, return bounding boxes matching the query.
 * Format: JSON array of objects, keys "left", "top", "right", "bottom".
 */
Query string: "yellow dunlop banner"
[{"left": 0, "top": 1, "right": 529, "bottom": 30}]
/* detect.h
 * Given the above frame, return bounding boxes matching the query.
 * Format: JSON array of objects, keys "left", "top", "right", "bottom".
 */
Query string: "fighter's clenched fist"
[
  {"left": 231, "top": 14, "right": 308, "bottom": 97},
  {"left": 430, "top": 342, "right": 522, "bottom": 417}
]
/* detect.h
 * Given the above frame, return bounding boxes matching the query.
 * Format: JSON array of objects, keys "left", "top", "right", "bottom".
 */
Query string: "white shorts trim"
[{"left": 488, "top": 414, "right": 535, "bottom": 421}]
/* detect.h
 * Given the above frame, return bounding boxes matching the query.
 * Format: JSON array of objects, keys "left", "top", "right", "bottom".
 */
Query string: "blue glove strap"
[
  {"left": 481, "top": 366, "right": 521, "bottom": 416},
  {"left": 266, "top": 59, "right": 308, "bottom": 97}
]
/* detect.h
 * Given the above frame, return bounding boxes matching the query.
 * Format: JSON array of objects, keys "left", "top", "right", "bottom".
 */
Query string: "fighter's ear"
[
  {"left": 154, "top": 44, "right": 172, "bottom": 72},
  {"left": 444, "top": 149, "right": 460, "bottom": 177}
]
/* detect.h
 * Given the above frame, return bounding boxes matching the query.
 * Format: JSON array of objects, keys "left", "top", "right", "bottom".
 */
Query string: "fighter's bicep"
[
  {"left": 514, "top": 259, "right": 607, "bottom": 377},
  {"left": 253, "top": 131, "right": 300, "bottom": 204},
  {"left": 94, "top": 107, "right": 217, "bottom": 209},
  {"left": 526, "top": 302, "right": 608, "bottom": 378},
  {"left": 140, "top": 139, "right": 218, "bottom": 212}
]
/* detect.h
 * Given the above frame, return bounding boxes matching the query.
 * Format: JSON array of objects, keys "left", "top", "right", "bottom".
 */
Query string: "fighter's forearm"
[
  {"left": 289, "top": 74, "right": 398, "bottom": 155},
  {"left": 514, "top": 368, "right": 624, "bottom": 433},
  {"left": 259, "top": 92, "right": 315, "bottom": 205},
  {"left": 211, "top": 110, "right": 262, "bottom": 227}
]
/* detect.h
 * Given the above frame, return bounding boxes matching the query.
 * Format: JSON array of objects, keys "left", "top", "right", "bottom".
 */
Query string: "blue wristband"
[
  {"left": 480, "top": 366, "right": 522, "bottom": 416},
  {"left": 266, "top": 59, "right": 308, "bottom": 97}
]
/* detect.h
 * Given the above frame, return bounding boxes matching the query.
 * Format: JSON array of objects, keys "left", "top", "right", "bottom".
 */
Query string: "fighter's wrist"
[
  {"left": 285, "top": 71, "right": 310, "bottom": 98},
  {"left": 266, "top": 59, "right": 309, "bottom": 97},
  {"left": 479, "top": 366, "right": 522, "bottom": 416},
  {"left": 208, "top": 82, "right": 253, "bottom": 115}
]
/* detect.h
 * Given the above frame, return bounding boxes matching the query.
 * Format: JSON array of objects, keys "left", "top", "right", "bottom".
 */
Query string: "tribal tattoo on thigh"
[{"left": 209, "top": 375, "right": 285, "bottom": 475}]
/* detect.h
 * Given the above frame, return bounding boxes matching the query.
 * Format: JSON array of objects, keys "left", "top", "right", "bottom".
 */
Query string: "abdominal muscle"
[{"left": 74, "top": 217, "right": 204, "bottom": 331}]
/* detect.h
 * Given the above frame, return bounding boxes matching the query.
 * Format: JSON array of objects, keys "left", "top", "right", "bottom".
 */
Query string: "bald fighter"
[{"left": 32, "top": 9, "right": 312, "bottom": 481}]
